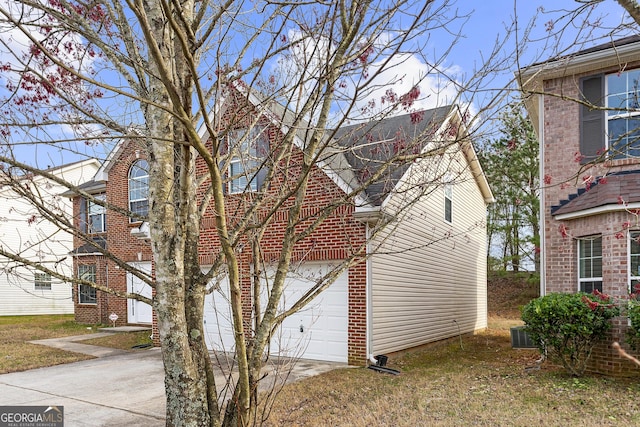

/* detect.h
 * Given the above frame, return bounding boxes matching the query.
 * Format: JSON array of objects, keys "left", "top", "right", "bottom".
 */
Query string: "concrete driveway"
[{"left": 0, "top": 334, "right": 344, "bottom": 426}]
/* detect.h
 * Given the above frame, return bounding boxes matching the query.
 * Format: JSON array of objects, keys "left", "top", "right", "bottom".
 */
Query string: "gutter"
[
  {"left": 537, "top": 93, "right": 546, "bottom": 297},
  {"left": 353, "top": 206, "right": 394, "bottom": 225}
]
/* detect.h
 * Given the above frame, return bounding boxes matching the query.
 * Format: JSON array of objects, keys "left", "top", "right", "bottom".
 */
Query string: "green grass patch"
[
  {"left": 0, "top": 314, "right": 96, "bottom": 373},
  {"left": 79, "top": 331, "right": 152, "bottom": 350}
]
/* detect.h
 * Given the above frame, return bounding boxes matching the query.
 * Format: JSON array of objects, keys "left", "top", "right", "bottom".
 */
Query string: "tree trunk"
[{"left": 141, "top": 1, "right": 219, "bottom": 425}]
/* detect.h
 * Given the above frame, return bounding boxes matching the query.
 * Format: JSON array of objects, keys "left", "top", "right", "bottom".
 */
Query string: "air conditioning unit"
[{"left": 510, "top": 326, "right": 536, "bottom": 349}]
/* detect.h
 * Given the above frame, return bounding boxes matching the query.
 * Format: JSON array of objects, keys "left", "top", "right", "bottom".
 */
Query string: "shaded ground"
[{"left": 487, "top": 272, "right": 539, "bottom": 318}]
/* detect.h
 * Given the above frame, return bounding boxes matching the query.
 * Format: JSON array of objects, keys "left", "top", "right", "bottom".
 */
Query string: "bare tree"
[{"left": 0, "top": 1, "right": 506, "bottom": 426}]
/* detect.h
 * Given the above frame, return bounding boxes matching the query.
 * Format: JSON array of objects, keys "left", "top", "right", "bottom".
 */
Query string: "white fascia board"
[
  {"left": 520, "top": 41, "right": 640, "bottom": 83},
  {"left": 353, "top": 205, "right": 394, "bottom": 225},
  {"left": 554, "top": 202, "right": 640, "bottom": 221},
  {"left": 70, "top": 252, "right": 103, "bottom": 257}
]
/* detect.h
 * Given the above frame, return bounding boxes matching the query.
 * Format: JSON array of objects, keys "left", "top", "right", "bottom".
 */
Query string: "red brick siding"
[
  {"left": 72, "top": 140, "right": 153, "bottom": 326},
  {"left": 542, "top": 63, "right": 640, "bottom": 375},
  {"left": 72, "top": 91, "right": 369, "bottom": 364}
]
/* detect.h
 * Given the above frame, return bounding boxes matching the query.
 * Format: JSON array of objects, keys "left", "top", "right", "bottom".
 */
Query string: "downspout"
[
  {"left": 365, "top": 222, "right": 374, "bottom": 365},
  {"left": 538, "top": 93, "right": 546, "bottom": 297},
  {"left": 354, "top": 206, "right": 392, "bottom": 365}
]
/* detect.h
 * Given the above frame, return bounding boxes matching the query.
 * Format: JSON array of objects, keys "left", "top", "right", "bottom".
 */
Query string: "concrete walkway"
[{"left": 0, "top": 333, "right": 345, "bottom": 426}]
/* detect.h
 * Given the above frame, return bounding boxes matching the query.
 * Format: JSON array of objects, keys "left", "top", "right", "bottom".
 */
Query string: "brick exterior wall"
[
  {"left": 541, "top": 62, "right": 640, "bottom": 376},
  {"left": 72, "top": 139, "right": 153, "bottom": 326},
  {"left": 71, "top": 90, "right": 369, "bottom": 364}
]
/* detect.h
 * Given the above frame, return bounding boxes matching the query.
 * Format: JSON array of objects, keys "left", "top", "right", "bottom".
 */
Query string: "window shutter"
[
  {"left": 579, "top": 75, "right": 605, "bottom": 163},
  {"left": 255, "top": 133, "right": 269, "bottom": 191},
  {"left": 79, "top": 197, "right": 87, "bottom": 233},
  {"left": 219, "top": 136, "right": 228, "bottom": 195}
]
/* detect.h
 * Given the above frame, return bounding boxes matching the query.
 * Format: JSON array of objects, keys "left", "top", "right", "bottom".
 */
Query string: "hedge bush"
[
  {"left": 521, "top": 291, "right": 620, "bottom": 376},
  {"left": 627, "top": 299, "right": 640, "bottom": 350}
]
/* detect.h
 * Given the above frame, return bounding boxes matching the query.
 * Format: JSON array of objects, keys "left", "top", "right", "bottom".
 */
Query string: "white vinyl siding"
[
  {"left": 34, "top": 273, "right": 52, "bottom": 291},
  {"left": 0, "top": 159, "right": 99, "bottom": 315},
  {"left": 370, "top": 147, "right": 488, "bottom": 355}
]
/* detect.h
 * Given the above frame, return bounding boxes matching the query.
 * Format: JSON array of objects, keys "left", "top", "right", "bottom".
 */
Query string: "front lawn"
[
  {"left": 263, "top": 319, "right": 640, "bottom": 426},
  {"left": 0, "top": 314, "right": 95, "bottom": 374},
  {"left": 262, "top": 274, "right": 640, "bottom": 426}
]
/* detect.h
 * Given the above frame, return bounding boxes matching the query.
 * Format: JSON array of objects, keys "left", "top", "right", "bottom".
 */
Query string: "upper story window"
[
  {"left": 88, "top": 194, "right": 106, "bottom": 233},
  {"left": 444, "top": 181, "right": 453, "bottom": 223},
  {"left": 128, "top": 159, "right": 149, "bottom": 222},
  {"left": 606, "top": 69, "right": 640, "bottom": 159},
  {"left": 577, "top": 235, "right": 602, "bottom": 293},
  {"left": 226, "top": 128, "right": 267, "bottom": 194},
  {"left": 580, "top": 69, "right": 640, "bottom": 162}
]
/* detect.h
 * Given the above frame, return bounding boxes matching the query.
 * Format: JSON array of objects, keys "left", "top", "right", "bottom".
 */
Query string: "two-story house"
[
  {"left": 520, "top": 35, "right": 640, "bottom": 375},
  {"left": 68, "top": 86, "right": 493, "bottom": 365},
  {"left": 0, "top": 159, "right": 100, "bottom": 315}
]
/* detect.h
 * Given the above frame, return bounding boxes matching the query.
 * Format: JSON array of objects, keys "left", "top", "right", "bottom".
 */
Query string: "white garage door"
[
  {"left": 203, "top": 263, "right": 349, "bottom": 363},
  {"left": 203, "top": 274, "right": 235, "bottom": 353}
]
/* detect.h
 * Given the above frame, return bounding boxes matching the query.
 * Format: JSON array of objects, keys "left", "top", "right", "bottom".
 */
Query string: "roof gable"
[
  {"left": 333, "top": 107, "right": 452, "bottom": 206},
  {"left": 95, "top": 84, "right": 492, "bottom": 210}
]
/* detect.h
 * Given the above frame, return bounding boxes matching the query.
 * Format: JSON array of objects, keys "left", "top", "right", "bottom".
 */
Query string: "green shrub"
[
  {"left": 627, "top": 299, "right": 640, "bottom": 350},
  {"left": 521, "top": 291, "right": 620, "bottom": 376}
]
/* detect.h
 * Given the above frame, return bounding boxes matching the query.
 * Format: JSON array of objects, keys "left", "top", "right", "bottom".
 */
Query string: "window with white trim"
[
  {"left": 630, "top": 232, "right": 640, "bottom": 294},
  {"left": 78, "top": 265, "right": 97, "bottom": 304},
  {"left": 88, "top": 194, "right": 106, "bottom": 233},
  {"left": 34, "top": 272, "right": 51, "bottom": 291},
  {"left": 128, "top": 160, "right": 149, "bottom": 222},
  {"left": 227, "top": 128, "right": 265, "bottom": 194},
  {"left": 578, "top": 236, "right": 603, "bottom": 293},
  {"left": 606, "top": 69, "right": 640, "bottom": 159}
]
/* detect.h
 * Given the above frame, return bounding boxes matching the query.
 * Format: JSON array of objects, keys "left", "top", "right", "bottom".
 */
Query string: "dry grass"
[
  {"left": 79, "top": 330, "right": 152, "bottom": 350},
  {"left": 0, "top": 315, "right": 95, "bottom": 374},
  {"left": 262, "top": 274, "right": 640, "bottom": 426},
  {"left": 263, "top": 321, "right": 640, "bottom": 427}
]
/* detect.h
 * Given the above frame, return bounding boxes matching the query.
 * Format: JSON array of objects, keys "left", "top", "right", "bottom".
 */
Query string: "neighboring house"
[
  {"left": 520, "top": 35, "right": 640, "bottom": 375},
  {"left": 0, "top": 159, "right": 100, "bottom": 316},
  {"left": 69, "top": 87, "right": 492, "bottom": 365}
]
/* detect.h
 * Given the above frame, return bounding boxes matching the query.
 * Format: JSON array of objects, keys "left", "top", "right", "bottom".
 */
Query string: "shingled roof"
[
  {"left": 332, "top": 106, "right": 452, "bottom": 206},
  {"left": 551, "top": 170, "right": 640, "bottom": 216}
]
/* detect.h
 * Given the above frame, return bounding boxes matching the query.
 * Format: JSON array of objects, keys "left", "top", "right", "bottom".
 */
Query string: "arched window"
[{"left": 128, "top": 159, "right": 149, "bottom": 222}]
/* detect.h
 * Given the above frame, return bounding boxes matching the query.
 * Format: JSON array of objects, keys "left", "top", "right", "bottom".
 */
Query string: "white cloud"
[
  {"left": 270, "top": 30, "right": 465, "bottom": 128},
  {"left": 337, "top": 52, "right": 463, "bottom": 123}
]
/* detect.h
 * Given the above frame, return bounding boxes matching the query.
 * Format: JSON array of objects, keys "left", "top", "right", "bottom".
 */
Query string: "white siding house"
[
  {"left": 370, "top": 143, "right": 490, "bottom": 354},
  {"left": 336, "top": 107, "right": 493, "bottom": 360},
  {"left": 0, "top": 159, "right": 100, "bottom": 315}
]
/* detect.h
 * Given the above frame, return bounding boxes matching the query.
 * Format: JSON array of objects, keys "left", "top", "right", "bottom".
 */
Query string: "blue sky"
[{"left": 1, "top": 0, "right": 632, "bottom": 167}]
